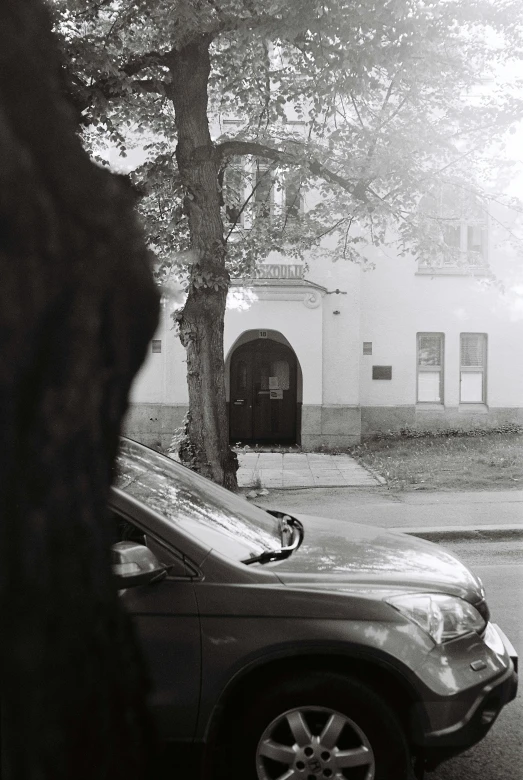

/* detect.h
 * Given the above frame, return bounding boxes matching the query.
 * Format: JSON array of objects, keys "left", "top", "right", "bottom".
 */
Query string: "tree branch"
[
  {"left": 64, "top": 51, "right": 172, "bottom": 116},
  {"left": 120, "top": 51, "right": 173, "bottom": 77},
  {"left": 350, "top": 93, "right": 365, "bottom": 128},
  {"left": 216, "top": 140, "right": 368, "bottom": 202},
  {"left": 131, "top": 79, "right": 167, "bottom": 96}
]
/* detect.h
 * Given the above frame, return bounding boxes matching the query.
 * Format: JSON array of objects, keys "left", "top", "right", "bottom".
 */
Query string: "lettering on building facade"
[{"left": 251, "top": 264, "right": 304, "bottom": 280}]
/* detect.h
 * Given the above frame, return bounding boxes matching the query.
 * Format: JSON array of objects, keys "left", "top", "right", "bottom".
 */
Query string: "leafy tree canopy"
[{"left": 54, "top": 0, "right": 523, "bottom": 283}]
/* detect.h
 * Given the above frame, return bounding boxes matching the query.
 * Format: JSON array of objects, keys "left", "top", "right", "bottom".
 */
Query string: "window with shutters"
[
  {"left": 460, "top": 333, "right": 487, "bottom": 403},
  {"left": 417, "top": 333, "right": 444, "bottom": 403}
]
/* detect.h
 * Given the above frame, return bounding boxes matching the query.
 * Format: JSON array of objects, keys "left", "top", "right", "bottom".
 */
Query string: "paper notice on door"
[{"left": 269, "top": 376, "right": 279, "bottom": 389}]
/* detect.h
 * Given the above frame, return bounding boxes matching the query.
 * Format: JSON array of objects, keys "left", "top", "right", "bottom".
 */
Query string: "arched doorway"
[{"left": 229, "top": 338, "right": 298, "bottom": 444}]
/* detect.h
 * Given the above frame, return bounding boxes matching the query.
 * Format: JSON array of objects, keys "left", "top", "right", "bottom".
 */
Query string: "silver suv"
[{"left": 111, "top": 438, "right": 518, "bottom": 780}]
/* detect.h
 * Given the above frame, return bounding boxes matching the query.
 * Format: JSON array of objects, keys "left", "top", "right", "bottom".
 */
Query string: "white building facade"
[{"left": 125, "top": 209, "right": 523, "bottom": 450}]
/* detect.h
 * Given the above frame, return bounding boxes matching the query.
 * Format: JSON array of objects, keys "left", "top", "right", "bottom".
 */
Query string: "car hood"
[{"left": 272, "top": 512, "right": 485, "bottom": 604}]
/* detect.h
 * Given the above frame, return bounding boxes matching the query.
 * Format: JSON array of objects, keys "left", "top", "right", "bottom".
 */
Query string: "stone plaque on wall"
[{"left": 372, "top": 365, "right": 392, "bottom": 380}]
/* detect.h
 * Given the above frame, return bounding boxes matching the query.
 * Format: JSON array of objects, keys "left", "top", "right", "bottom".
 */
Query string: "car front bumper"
[{"left": 419, "top": 623, "right": 518, "bottom": 768}]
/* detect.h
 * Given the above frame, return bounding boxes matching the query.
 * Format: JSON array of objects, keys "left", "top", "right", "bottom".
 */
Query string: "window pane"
[
  {"left": 271, "top": 360, "right": 290, "bottom": 390},
  {"left": 255, "top": 164, "right": 272, "bottom": 217},
  {"left": 461, "top": 372, "right": 483, "bottom": 402},
  {"left": 461, "top": 334, "right": 484, "bottom": 367},
  {"left": 418, "top": 372, "right": 441, "bottom": 403},
  {"left": 285, "top": 179, "right": 302, "bottom": 218},
  {"left": 442, "top": 223, "right": 461, "bottom": 248},
  {"left": 225, "top": 162, "right": 243, "bottom": 224},
  {"left": 467, "top": 225, "right": 485, "bottom": 256},
  {"left": 259, "top": 362, "right": 270, "bottom": 390},
  {"left": 418, "top": 334, "right": 442, "bottom": 366},
  {"left": 237, "top": 360, "right": 247, "bottom": 390}
]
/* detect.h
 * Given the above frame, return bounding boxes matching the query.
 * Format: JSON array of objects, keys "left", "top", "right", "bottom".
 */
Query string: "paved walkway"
[{"left": 237, "top": 451, "right": 383, "bottom": 488}]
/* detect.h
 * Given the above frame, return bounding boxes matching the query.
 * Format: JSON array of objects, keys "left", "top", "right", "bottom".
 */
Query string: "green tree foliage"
[{"left": 53, "top": 0, "right": 523, "bottom": 485}]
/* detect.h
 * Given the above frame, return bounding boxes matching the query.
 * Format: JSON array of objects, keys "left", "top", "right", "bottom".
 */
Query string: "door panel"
[
  {"left": 230, "top": 339, "right": 297, "bottom": 443},
  {"left": 229, "top": 354, "right": 253, "bottom": 440},
  {"left": 120, "top": 581, "right": 200, "bottom": 741},
  {"left": 114, "top": 512, "right": 201, "bottom": 742}
]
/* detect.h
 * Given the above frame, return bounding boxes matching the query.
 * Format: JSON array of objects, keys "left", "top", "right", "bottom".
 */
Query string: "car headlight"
[{"left": 385, "top": 593, "right": 486, "bottom": 645}]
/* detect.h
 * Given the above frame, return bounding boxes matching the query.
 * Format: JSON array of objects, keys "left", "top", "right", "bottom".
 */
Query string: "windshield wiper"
[{"left": 243, "top": 515, "right": 303, "bottom": 565}]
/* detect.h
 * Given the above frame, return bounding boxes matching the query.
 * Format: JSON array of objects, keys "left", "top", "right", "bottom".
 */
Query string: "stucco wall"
[{"left": 357, "top": 236, "right": 523, "bottom": 435}]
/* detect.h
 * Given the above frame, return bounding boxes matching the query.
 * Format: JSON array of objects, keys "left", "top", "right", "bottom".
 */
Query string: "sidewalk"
[
  {"left": 239, "top": 452, "right": 523, "bottom": 540},
  {"left": 237, "top": 451, "right": 383, "bottom": 488}
]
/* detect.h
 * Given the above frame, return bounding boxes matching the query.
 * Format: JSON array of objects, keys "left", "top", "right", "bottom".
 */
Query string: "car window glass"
[
  {"left": 114, "top": 440, "right": 281, "bottom": 561},
  {"left": 115, "top": 514, "right": 146, "bottom": 546}
]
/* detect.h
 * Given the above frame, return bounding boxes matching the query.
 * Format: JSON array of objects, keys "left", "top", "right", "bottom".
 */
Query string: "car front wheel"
[{"left": 226, "top": 671, "right": 414, "bottom": 780}]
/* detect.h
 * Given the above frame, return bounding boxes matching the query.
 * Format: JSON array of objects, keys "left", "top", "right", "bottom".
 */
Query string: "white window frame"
[
  {"left": 417, "top": 332, "right": 444, "bottom": 404},
  {"left": 460, "top": 333, "right": 487, "bottom": 404}
]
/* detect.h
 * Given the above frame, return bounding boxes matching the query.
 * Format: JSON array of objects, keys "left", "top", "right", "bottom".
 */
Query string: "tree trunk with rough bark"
[
  {"left": 0, "top": 2, "right": 160, "bottom": 778},
  {"left": 168, "top": 38, "right": 238, "bottom": 490}
]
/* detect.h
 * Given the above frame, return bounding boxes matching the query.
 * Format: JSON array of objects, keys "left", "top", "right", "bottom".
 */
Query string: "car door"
[{"left": 113, "top": 511, "right": 201, "bottom": 743}]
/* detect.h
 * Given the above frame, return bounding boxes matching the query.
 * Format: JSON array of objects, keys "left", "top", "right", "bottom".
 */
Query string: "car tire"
[{"left": 222, "top": 671, "right": 414, "bottom": 780}]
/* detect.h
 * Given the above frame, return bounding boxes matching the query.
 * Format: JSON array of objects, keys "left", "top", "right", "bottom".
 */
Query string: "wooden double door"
[{"left": 229, "top": 339, "right": 297, "bottom": 444}]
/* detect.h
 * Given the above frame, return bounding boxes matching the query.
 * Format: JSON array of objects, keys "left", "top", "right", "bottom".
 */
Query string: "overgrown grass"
[{"left": 348, "top": 430, "right": 523, "bottom": 491}]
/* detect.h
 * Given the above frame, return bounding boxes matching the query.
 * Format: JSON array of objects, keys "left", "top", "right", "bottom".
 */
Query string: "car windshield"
[{"left": 115, "top": 438, "right": 281, "bottom": 561}]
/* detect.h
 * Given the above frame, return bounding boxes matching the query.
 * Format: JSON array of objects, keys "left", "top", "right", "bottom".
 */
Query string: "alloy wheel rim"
[{"left": 256, "top": 705, "right": 375, "bottom": 780}]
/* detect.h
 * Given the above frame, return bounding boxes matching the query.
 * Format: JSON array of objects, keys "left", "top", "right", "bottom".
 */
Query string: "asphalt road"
[
  {"left": 428, "top": 538, "right": 523, "bottom": 780},
  {"left": 252, "top": 487, "right": 523, "bottom": 530}
]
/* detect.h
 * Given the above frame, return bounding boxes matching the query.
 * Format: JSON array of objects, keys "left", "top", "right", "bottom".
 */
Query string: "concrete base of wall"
[
  {"left": 125, "top": 402, "right": 363, "bottom": 449},
  {"left": 361, "top": 405, "right": 523, "bottom": 438},
  {"left": 123, "top": 404, "right": 189, "bottom": 450},
  {"left": 125, "top": 402, "right": 523, "bottom": 450},
  {"left": 301, "top": 405, "right": 361, "bottom": 449}
]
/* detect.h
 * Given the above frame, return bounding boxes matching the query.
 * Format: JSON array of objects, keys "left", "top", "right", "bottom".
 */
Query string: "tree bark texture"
[
  {"left": 0, "top": 2, "right": 160, "bottom": 778},
  {"left": 168, "top": 39, "right": 238, "bottom": 489}
]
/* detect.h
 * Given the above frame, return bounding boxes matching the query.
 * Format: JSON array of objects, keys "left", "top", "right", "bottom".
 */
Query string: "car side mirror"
[{"left": 111, "top": 541, "right": 167, "bottom": 588}]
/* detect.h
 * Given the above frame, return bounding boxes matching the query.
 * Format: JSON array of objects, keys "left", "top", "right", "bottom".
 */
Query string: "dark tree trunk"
[
  {"left": 0, "top": 2, "right": 159, "bottom": 779},
  {"left": 168, "top": 39, "right": 238, "bottom": 489}
]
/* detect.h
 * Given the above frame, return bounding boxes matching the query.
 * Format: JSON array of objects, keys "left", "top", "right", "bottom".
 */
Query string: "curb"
[
  {"left": 240, "top": 483, "right": 385, "bottom": 491},
  {"left": 395, "top": 524, "right": 523, "bottom": 541}
]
